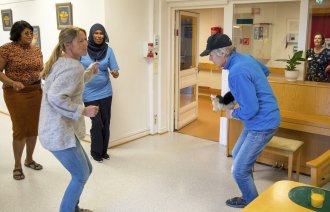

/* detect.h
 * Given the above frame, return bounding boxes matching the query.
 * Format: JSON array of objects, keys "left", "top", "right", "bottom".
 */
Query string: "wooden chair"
[{"left": 306, "top": 149, "right": 330, "bottom": 187}]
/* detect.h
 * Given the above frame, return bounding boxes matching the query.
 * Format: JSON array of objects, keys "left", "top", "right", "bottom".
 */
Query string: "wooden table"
[{"left": 243, "top": 180, "right": 314, "bottom": 212}]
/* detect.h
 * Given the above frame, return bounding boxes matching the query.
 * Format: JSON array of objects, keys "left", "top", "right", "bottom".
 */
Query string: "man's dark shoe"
[
  {"left": 225, "top": 197, "right": 247, "bottom": 208},
  {"left": 103, "top": 154, "right": 110, "bottom": 160}
]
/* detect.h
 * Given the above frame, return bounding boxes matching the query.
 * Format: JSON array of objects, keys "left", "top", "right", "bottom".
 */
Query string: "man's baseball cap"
[{"left": 200, "top": 33, "right": 232, "bottom": 57}]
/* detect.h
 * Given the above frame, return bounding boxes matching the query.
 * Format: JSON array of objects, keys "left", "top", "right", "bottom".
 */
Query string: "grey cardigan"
[{"left": 39, "top": 57, "right": 95, "bottom": 151}]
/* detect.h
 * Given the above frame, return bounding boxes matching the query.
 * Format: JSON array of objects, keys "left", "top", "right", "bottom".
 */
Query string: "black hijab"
[{"left": 87, "top": 23, "right": 109, "bottom": 61}]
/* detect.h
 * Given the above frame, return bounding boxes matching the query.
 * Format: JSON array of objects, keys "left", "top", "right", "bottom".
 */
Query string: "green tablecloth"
[{"left": 288, "top": 186, "right": 330, "bottom": 211}]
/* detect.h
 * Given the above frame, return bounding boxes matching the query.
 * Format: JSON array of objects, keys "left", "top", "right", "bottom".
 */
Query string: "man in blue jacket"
[{"left": 200, "top": 33, "right": 280, "bottom": 208}]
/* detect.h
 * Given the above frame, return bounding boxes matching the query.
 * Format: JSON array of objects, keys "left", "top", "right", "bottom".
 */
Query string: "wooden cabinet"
[{"left": 226, "top": 77, "right": 330, "bottom": 175}]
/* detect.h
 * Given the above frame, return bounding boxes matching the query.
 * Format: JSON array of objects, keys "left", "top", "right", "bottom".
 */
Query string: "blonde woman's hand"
[
  {"left": 90, "top": 62, "right": 99, "bottom": 74},
  {"left": 86, "top": 62, "right": 99, "bottom": 74},
  {"left": 12, "top": 81, "right": 25, "bottom": 91},
  {"left": 83, "top": 105, "right": 99, "bottom": 117}
]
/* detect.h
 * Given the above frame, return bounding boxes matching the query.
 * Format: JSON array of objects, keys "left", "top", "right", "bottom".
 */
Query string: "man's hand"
[{"left": 225, "top": 109, "right": 234, "bottom": 119}]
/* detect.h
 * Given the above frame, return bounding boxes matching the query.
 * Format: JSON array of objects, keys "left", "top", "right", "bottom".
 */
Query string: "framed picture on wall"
[
  {"left": 1, "top": 9, "right": 13, "bottom": 31},
  {"left": 325, "top": 38, "right": 330, "bottom": 49},
  {"left": 32, "top": 26, "right": 41, "bottom": 48},
  {"left": 55, "top": 2, "right": 73, "bottom": 29}
]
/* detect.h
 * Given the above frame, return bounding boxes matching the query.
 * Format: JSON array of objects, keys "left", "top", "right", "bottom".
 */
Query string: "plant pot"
[{"left": 285, "top": 70, "right": 299, "bottom": 81}]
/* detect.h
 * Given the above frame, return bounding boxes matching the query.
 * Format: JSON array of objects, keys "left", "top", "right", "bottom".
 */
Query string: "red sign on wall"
[{"left": 243, "top": 38, "right": 250, "bottom": 45}]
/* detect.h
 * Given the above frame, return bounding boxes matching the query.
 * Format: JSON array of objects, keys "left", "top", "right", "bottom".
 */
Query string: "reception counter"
[{"left": 226, "top": 76, "right": 330, "bottom": 174}]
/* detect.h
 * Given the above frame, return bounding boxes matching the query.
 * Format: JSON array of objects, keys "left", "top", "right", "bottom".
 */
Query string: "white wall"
[
  {"left": 0, "top": 0, "right": 152, "bottom": 146},
  {"left": 157, "top": 0, "right": 171, "bottom": 133},
  {"left": 268, "top": 1, "right": 301, "bottom": 68},
  {"left": 190, "top": 8, "right": 224, "bottom": 64},
  {"left": 104, "top": 0, "right": 151, "bottom": 143},
  {"left": 0, "top": 0, "right": 105, "bottom": 61}
]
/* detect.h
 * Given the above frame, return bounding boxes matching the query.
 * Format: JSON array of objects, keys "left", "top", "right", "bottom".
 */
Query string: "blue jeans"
[
  {"left": 231, "top": 128, "right": 277, "bottom": 204},
  {"left": 52, "top": 139, "right": 92, "bottom": 212}
]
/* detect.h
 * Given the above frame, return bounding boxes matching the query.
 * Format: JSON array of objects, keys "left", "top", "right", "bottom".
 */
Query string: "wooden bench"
[
  {"left": 306, "top": 149, "right": 330, "bottom": 187},
  {"left": 262, "top": 136, "right": 304, "bottom": 181}
]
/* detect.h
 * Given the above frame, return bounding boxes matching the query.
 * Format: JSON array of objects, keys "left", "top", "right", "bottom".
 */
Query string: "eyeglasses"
[{"left": 23, "top": 30, "right": 33, "bottom": 36}]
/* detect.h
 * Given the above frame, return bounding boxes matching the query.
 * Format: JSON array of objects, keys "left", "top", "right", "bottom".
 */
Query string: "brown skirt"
[{"left": 3, "top": 84, "right": 42, "bottom": 140}]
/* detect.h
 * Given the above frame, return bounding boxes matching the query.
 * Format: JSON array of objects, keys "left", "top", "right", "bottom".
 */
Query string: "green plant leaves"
[{"left": 275, "top": 50, "right": 306, "bottom": 71}]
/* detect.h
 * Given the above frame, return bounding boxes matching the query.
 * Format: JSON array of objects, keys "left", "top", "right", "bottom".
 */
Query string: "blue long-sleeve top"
[
  {"left": 224, "top": 51, "right": 280, "bottom": 130},
  {"left": 80, "top": 46, "right": 119, "bottom": 102}
]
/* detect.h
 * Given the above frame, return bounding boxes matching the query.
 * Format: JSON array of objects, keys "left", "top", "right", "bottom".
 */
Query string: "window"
[{"left": 232, "top": 2, "right": 301, "bottom": 71}]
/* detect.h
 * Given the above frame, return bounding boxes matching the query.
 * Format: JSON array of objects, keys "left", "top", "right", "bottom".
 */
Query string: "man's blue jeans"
[
  {"left": 52, "top": 139, "right": 92, "bottom": 212},
  {"left": 232, "top": 128, "right": 277, "bottom": 204}
]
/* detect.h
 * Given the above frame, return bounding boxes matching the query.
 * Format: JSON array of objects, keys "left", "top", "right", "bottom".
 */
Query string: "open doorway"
[{"left": 173, "top": 8, "right": 224, "bottom": 142}]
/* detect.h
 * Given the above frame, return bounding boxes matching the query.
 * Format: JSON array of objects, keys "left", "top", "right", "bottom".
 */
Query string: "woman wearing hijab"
[{"left": 81, "top": 23, "right": 119, "bottom": 163}]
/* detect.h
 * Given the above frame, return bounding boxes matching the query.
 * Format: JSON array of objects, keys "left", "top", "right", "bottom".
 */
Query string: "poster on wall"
[
  {"left": 56, "top": 2, "right": 73, "bottom": 29},
  {"left": 287, "top": 19, "right": 299, "bottom": 33},
  {"left": 1, "top": 9, "right": 13, "bottom": 31},
  {"left": 254, "top": 26, "right": 263, "bottom": 40},
  {"left": 325, "top": 38, "right": 330, "bottom": 49},
  {"left": 32, "top": 26, "right": 41, "bottom": 48}
]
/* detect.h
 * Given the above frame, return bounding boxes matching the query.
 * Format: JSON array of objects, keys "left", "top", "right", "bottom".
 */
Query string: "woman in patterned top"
[
  {"left": 306, "top": 32, "right": 330, "bottom": 82},
  {"left": 0, "top": 20, "right": 43, "bottom": 180}
]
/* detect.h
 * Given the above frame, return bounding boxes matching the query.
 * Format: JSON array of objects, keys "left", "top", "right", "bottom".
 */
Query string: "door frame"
[
  {"left": 174, "top": 10, "right": 200, "bottom": 130},
  {"left": 168, "top": 2, "right": 232, "bottom": 133}
]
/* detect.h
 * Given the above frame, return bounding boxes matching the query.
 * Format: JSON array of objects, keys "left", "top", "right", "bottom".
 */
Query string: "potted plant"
[{"left": 276, "top": 50, "right": 306, "bottom": 81}]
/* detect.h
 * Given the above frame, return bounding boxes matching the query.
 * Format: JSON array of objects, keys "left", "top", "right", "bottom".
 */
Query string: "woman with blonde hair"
[{"left": 39, "top": 26, "right": 99, "bottom": 212}]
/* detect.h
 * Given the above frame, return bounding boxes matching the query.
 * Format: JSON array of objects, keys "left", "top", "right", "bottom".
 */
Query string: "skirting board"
[
  {"left": 0, "top": 110, "right": 9, "bottom": 116},
  {"left": 0, "top": 110, "right": 151, "bottom": 148},
  {"left": 158, "top": 127, "right": 168, "bottom": 134},
  {"left": 83, "top": 129, "right": 150, "bottom": 148}
]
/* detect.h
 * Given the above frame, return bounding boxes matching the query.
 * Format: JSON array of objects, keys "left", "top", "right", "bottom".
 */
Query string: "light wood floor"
[{"left": 178, "top": 95, "right": 221, "bottom": 142}]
